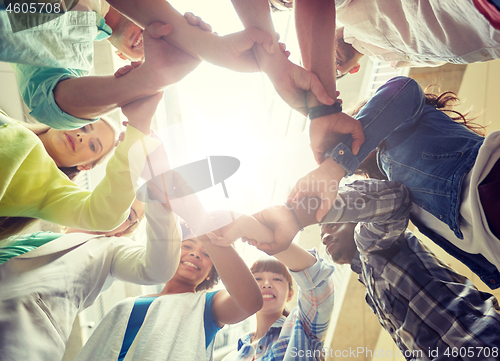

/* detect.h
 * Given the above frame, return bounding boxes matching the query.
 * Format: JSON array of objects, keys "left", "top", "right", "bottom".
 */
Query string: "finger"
[
  {"left": 146, "top": 22, "right": 173, "bottom": 39},
  {"left": 313, "top": 149, "right": 326, "bottom": 165},
  {"left": 245, "top": 27, "right": 275, "bottom": 54},
  {"left": 199, "top": 20, "right": 212, "bottom": 32},
  {"left": 308, "top": 73, "right": 335, "bottom": 105},
  {"left": 350, "top": 119, "right": 365, "bottom": 155},
  {"left": 183, "top": 12, "right": 196, "bottom": 25}
]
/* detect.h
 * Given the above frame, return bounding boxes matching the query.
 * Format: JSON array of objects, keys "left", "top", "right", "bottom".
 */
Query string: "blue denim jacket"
[{"left": 326, "top": 76, "right": 499, "bottom": 289}]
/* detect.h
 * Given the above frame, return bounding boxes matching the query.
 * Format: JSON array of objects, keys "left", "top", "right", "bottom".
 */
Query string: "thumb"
[
  {"left": 244, "top": 27, "right": 275, "bottom": 54},
  {"left": 145, "top": 22, "right": 173, "bottom": 39},
  {"left": 350, "top": 119, "right": 365, "bottom": 155},
  {"left": 304, "top": 72, "right": 335, "bottom": 105}
]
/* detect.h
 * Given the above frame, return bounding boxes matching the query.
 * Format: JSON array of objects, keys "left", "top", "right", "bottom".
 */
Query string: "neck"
[
  {"left": 159, "top": 278, "right": 197, "bottom": 296},
  {"left": 253, "top": 310, "right": 282, "bottom": 341}
]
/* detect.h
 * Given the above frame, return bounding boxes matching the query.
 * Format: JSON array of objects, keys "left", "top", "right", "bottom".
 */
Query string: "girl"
[
  {"left": 75, "top": 217, "right": 270, "bottom": 361},
  {"left": 0, "top": 93, "right": 162, "bottom": 240},
  {"left": 216, "top": 237, "right": 335, "bottom": 360},
  {"left": 290, "top": 76, "right": 500, "bottom": 289},
  {"left": 0, "top": 182, "right": 181, "bottom": 361}
]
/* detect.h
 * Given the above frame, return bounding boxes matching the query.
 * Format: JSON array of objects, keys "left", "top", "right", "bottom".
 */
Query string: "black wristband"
[
  {"left": 284, "top": 202, "right": 304, "bottom": 232},
  {"left": 308, "top": 101, "right": 342, "bottom": 120}
]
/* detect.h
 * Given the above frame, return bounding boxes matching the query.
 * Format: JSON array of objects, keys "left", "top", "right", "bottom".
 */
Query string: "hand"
[
  {"left": 207, "top": 27, "right": 275, "bottom": 72},
  {"left": 138, "top": 22, "right": 201, "bottom": 88},
  {"left": 121, "top": 92, "right": 163, "bottom": 134},
  {"left": 250, "top": 205, "right": 301, "bottom": 255},
  {"left": 310, "top": 111, "right": 364, "bottom": 164},
  {"left": 207, "top": 213, "right": 274, "bottom": 247},
  {"left": 114, "top": 61, "right": 142, "bottom": 78},
  {"left": 259, "top": 52, "right": 335, "bottom": 115},
  {"left": 288, "top": 158, "right": 347, "bottom": 222},
  {"left": 184, "top": 12, "right": 214, "bottom": 33}
]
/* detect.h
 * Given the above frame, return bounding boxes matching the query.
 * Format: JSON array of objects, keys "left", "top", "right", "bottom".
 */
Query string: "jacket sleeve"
[
  {"left": 3, "top": 125, "right": 161, "bottom": 232},
  {"left": 325, "top": 76, "right": 426, "bottom": 175},
  {"left": 289, "top": 249, "right": 335, "bottom": 341},
  {"left": 322, "top": 179, "right": 411, "bottom": 253},
  {"left": 109, "top": 200, "right": 182, "bottom": 284}
]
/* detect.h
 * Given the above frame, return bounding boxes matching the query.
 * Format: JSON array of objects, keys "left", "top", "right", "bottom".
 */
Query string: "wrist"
[
  {"left": 308, "top": 102, "right": 342, "bottom": 120},
  {"left": 323, "top": 157, "right": 347, "bottom": 179}
]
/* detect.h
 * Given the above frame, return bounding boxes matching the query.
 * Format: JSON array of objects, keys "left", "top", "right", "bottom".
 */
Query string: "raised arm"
[
  {"left": 322, "top": 179, "right": 411, "bottom": 252},
  {"left": 106, "top": 0, "right": 274, "bottom": 72},
  {"left": 231, "top": 0, "right": 335, "bottom": 114},
  {"left": 275, "top": 246, "right": 335, "bottom": 341},
  {"left": 289, "top": 77, "right": 425, "bottom": 221},
  {"left": 295, "top": 0, "right": 337, "bottom": 102},
  {"left": 110, "top": 192, "right": 181, "bottom": 285},
  {"left": 200, "top": 234, "right": 263, "bottom": 326},
  {"left": 53, "top": 23, "right": 199, "bottom": 123}
]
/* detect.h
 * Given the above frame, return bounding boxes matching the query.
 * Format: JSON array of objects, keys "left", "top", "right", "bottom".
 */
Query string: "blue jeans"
[{"left": 327, "top": 76, "right": 499, "bottom": 288}]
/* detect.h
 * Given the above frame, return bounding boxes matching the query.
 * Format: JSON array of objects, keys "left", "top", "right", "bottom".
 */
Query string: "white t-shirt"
[{"left": 336, "top": 0, "right": 500, "bottom": 67}]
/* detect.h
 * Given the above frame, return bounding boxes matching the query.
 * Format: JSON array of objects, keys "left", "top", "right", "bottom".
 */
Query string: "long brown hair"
[
  {"left": 423, "top": 86, "right": 486, "bottom": 136},
  {"left": 251, "top": 258, "right": 293, "bottom": 317}
]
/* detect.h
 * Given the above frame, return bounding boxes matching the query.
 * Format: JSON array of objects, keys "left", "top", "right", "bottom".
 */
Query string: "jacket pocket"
[{"left": 421, "top": 151, "right": 463, "bottom": 160}]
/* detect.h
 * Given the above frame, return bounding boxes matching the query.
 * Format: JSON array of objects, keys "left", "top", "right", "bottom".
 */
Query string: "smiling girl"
[
  {"left": 0, "top": 93, "right": 162, "bottom": 240},
  {"left": 222, "top": 242, "right": 335, "bottom": 361},
  {"left": 75, "top": 220, "right": 267, "bottom": 361}
]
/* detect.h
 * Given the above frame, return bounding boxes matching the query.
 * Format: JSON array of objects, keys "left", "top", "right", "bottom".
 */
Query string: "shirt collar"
[
  {"left": 95, "top": 13, "right": 112, "bottom": 41},
  {"left": 236, "top": 316, "right": 287, "bottom": 350},
  {"left": 350, "top": 250, "right": 362, "bottom": 274}
]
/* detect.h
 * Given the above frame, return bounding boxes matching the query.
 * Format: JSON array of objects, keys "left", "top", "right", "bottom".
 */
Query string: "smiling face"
[
  {"left": 321, "top": 223, "right": 358, "bottom": 264},
  {"left": 253, "top": 271, "right": 293, "bottom": 315},
  {"left": 40, "top": 120, "right": 115, "bottom": 170},
  {"left": 106, "top": 9, "right": 144, "bottom": 61},
  {"left": 174, "top": 238, "right": 214, "bottom": 288}
]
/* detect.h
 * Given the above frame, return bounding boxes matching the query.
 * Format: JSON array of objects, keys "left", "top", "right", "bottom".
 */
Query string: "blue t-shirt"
[{"left": 118, "top": 291, "right": 220, "bottom": 361}]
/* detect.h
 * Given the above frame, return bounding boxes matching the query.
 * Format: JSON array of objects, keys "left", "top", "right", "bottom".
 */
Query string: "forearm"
[
  {"left": 53, "top": 71, "right": 159, "bottom": 119},
  {"left": 199, "top": 237, "right": 262, "bottom": 312},
  {"left": 326, "top": 77, "right": 426, "bottom": 175},
  {"left": 106, "top": 0, "right": 216, "bottom": 60},
  {"left": 111, "top": 202, "right": 181, "bottom": 284},
  {"left": 295, "top": 0, "right": 337, "bottom": 104},
  {"left": 274, "top": 243, "right": 316, "bottom": 272},
  {"left": 323, "top": 180, "right": 411, "bottom": 226}
]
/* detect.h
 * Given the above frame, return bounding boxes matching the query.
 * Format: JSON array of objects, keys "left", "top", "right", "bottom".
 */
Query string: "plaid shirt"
[
  {"left": 224, "top": 250, "right": 335, "bottom": 361},
  {"left": 324, "top": 180, "right": 500, "bottom": 360}
]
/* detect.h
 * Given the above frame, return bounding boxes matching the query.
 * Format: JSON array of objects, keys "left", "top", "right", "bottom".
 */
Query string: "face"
[
  {"left": 107, "top": 13, "right": 144, "bottom": 61},
  {"left": 175, "top": 238, "right": 213, "bottom": 287},
  {"left": 334, "top": 27, "right": 363, "bottom": 77},
  {"left": 44, "top": 120, "right": 115, "bottom": 169},
  {"left": 253, "top": 271, "right": 293, "bottom": 315},
  {"left": 321, "top": 223, "right": 358, "bottom": 264}
]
